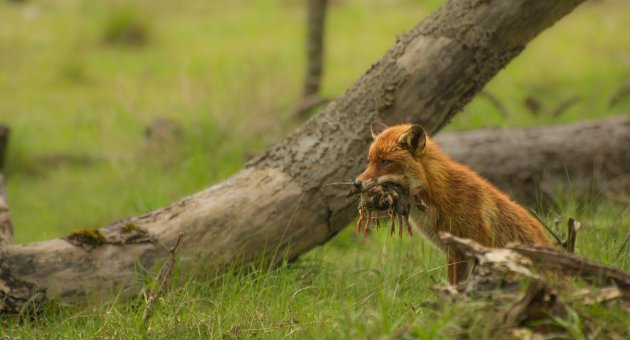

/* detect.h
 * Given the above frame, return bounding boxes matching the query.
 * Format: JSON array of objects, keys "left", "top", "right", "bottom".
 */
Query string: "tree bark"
[
  {"left": 0, "top": 0, "right": 586, "bottom": 312},
  {"left": 436, "top": 115, "right": 630, "bottom": 206}
]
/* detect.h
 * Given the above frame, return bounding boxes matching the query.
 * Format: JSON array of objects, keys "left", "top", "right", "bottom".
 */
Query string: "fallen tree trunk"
[
  {"left": 0, "top": 0, "right": 586, "bottom": 312},
  {"left": 437, "top": 115, "right": 630, "bottom": 205}
]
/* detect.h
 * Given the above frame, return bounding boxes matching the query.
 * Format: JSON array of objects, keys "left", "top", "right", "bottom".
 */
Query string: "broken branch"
[{"left": 142, "top": 233, "right": 184, "bottom": 324}]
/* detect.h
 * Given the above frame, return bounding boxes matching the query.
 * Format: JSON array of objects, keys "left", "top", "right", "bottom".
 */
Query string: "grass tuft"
[{"left": 102, "top": 6, "right": 151, "bottom": 47}]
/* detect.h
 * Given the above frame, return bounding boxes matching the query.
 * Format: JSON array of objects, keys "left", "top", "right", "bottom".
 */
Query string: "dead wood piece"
[
  {"left": 440, "top": 232, "right": 630, "bottom": 294},
  {"left": 502, "top": 279, "right": 562, "bottom": 329},
  {"left": 0, "top": 258, "right": 46, "bottom": 314},
  {"left": 142, "top": 233, "right": 184, "bottom": 324},
  {"left": 0, "top": 0, "right": 588, "bottom": 311},
  {"left": 435, "top": 233, "right": 628, "bottom": 337},
  {"left": 0, "top": 174, "right": 13, "bottom": 246},
  {"left": 507, "top": 244, "right": 630, "bottom": 293},
  {"left": 439, "top": 232, "right": 539, "bottom": 297},
  {"left": 563, "top": 218, "right": 580, "bottom": 253},
  {"left": 569, "top": 286, "right": 623, "bottom": 305}
]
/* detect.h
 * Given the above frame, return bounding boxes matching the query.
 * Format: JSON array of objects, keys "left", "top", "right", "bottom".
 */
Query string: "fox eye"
[{"left": 379, "top": 159, "right": 392, "bottom": 166}]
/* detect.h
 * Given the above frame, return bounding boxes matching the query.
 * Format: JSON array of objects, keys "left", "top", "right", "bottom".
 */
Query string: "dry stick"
[
  {"left": 0, "top": 174, "right": 14, "bottom": 246},
  {"left": 142, "top": 233, "right": 184, "bottom": 324},
  {"left": 564, "top": 217, "right": 580, "bottom": 253}
]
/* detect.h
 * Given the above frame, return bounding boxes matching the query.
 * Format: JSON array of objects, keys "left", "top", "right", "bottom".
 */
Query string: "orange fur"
[{"left": 356, "top": 123, "right": 552, "bottom": 284}]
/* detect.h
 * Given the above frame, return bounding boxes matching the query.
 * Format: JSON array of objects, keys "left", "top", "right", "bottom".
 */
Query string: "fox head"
[{"left": 354, "top": 122, "right": 430, "bottom": 193}]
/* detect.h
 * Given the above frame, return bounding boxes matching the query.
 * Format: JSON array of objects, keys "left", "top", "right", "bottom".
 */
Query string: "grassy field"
[{"left": 1, "top": 0, "right": 629, "bottom": 338}]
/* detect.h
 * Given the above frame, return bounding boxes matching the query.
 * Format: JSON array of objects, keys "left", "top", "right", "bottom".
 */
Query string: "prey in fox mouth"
[{"left": 348, "top": 181, "right": 425, "bottom": 238}]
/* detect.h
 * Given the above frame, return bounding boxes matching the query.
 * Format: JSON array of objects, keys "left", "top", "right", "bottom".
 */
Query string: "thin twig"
[
  {"left": 142, "top": 233, "right": 184, "bottom": 324},
  {"left": 322, "top": 182, "right": 354, "bottom": 187}
]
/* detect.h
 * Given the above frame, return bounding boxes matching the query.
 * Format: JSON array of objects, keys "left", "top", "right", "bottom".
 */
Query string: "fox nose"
[{"left": 353, "top": 180, "right": 363, "bottom": 191}]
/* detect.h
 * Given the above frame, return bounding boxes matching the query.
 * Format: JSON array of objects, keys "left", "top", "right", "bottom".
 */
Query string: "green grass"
[{"left": 1, "top": 0, "right": 629, "bottom": 338}]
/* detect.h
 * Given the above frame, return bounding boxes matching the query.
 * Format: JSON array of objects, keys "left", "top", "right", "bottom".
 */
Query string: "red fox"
[{"left": 354, "top": 122, "right": 552, "bottom": 284}]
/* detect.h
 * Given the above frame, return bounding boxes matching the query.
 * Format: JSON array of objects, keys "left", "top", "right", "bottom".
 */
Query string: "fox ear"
[
  {"left": 398, "top": 125, "right": 426, "bottom": 155},
  {"left": 371, "top": 121, "right": 389, "bottom": 139}
]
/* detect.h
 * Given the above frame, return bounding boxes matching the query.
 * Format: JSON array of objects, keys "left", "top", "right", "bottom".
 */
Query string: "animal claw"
[{"left": 357, "top": 208, "right": 365, "bottom": 235}]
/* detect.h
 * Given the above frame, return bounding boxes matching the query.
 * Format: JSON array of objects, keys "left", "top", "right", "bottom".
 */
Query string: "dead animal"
[{"left": 348, "top": 182, "right": 415, "bottom": 238}]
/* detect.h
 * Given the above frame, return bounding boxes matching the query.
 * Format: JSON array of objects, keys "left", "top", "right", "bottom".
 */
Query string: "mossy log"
[{"left": 0, "top": 0, "right": 587, "bottom": 312}]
